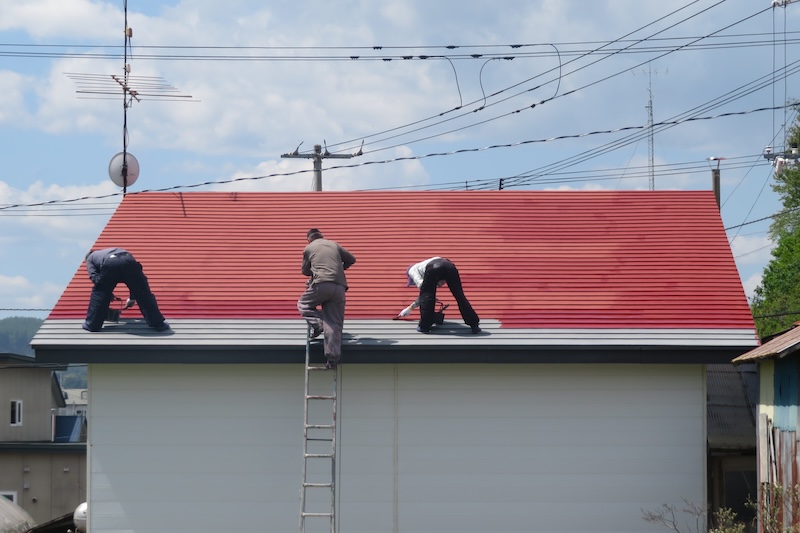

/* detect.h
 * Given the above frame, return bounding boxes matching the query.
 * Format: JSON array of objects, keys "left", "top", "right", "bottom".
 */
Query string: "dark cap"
[{"left": 307, "top": 228, "right": 322, "bottom": 238}]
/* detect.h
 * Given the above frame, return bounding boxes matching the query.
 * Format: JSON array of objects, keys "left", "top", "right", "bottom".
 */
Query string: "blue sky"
[{"left": 0, "top": 0, "right": 796, "bottom": 319}]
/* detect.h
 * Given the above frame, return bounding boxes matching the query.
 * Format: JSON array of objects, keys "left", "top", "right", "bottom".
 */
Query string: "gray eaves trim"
[
  {"left": 32, "top": 319, "right": 758, "bottom": 365},
  {"left": 0, "top": 442, "right": 85, "bottom": 452}
]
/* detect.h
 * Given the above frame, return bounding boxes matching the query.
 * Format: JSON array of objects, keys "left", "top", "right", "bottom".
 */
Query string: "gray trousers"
[{"left": 297, "top": 281, "right": 346, "bottom": 361}]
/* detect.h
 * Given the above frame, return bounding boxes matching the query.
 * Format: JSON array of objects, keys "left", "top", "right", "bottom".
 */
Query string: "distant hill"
[
  {"left": 0, "top": 316, "right": 87, "bottom": 388},
  {"left": 0, "top": 316, "right": 43, "bottom": 356}
]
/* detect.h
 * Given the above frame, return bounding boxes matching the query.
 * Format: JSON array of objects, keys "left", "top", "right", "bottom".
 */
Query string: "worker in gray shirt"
[
  {"left": 82, "top": 247, "right": 170, "bottom": 332},
  {"left": 298, "top": 229, "right": 356, "bottom": 369}
]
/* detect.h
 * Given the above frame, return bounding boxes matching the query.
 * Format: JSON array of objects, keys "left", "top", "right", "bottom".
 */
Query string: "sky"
[{"left": 0, "top": 0, "right": 797, "bottom": 320}]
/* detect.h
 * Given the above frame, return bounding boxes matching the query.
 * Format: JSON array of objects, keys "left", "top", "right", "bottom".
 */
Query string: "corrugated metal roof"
[
  {"left": 33, "top": 190, "right": 758, "bottom": 362},
  {"left": 733, "top": 323, "right": 800, "bottom": 362}
]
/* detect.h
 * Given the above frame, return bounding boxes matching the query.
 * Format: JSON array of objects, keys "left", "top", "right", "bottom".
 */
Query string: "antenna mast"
[
  {"left": 121, "top": 0, "right": 133, "bottom": 194},
  {"left": 646, "top": 63, "right": 655, "bottom": 191},
  {"left": 66, "top": 0, "right": 194, "bottom": 193}
]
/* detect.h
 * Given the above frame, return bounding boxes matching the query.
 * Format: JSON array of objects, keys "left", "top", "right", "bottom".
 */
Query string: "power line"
[
  {"left": 725, "top": 205, "right": 800, "bottom": 231},
  {"left": 0, "top": 104, "right": 791, "bottom": 213},
  {"left": 500, "top": 58, "right": 800, "bottom": 190},
  {"left": 0, "top": 2, "right": 777, "bottom": 167},
  {"left": 0, "top": 32, "right": 793, "bottom": 60},
  {"left": 324, "top": 3, "right": 772, "bottom": 160}
]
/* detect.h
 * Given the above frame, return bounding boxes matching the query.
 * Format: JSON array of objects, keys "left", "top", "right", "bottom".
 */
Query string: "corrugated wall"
[{"left": 757, "top": 357, "right": 800, "bottom": 532}]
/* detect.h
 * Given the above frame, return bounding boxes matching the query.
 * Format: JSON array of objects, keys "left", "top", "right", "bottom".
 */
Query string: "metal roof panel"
[{"left": 42, "top": 190, "right": 755, "bottom": 332}]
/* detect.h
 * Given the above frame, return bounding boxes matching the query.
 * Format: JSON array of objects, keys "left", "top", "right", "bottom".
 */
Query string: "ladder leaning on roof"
[{"left": 299, "top": 324, "right": 338, "bottom": 533}]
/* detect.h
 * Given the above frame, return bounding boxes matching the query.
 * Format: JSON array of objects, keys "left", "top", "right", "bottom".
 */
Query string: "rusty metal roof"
[
  {"left": 733, "top": 322, "right": 800, "bottom": 362},
  {"left": 32, "top": 190, "right": 758, "bottom": 363}
]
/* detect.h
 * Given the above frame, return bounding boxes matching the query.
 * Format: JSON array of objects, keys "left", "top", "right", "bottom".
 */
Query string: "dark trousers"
[
  {"left": 418, "top": 259, "right": 479, "bottom": 330},
  {"left": 85, "top": 254, "right": 165, "bottom": 330}
]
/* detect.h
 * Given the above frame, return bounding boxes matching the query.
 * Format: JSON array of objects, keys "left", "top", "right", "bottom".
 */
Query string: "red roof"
[{"left": 48, "top": 190, "right": 754, "bottom": 330}]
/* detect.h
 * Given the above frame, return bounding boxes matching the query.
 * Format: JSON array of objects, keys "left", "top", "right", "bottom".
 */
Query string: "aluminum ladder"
[{"left": 299, "top": 325, "right": 338, "bottom": 533}]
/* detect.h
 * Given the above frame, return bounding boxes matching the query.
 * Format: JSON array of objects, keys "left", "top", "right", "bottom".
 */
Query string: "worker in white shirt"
[{"left": 399, "top": 257, "right": 481, "bottom": 334}]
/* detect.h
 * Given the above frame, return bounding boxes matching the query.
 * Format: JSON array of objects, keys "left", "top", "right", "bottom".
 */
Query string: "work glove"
[
  {"left": 398, "top": 306, "right": 413, "bottom": 317},
  {"left": 125, "top": 298, "right": 136, "bottom": 309}
]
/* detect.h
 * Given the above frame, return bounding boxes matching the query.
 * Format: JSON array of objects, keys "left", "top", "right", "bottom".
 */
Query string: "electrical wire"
[
  {"left": 1, "top": 32, "right": 794, "bottom": 60},
  {"left": 326, "top": 0, "right": 735, "bottom": 156},
  {"left": 0, "top": 104, "right": 792, "bottom": 213},
  {"left": 497, "top": 59, "right": 800, "bottom": 191}
]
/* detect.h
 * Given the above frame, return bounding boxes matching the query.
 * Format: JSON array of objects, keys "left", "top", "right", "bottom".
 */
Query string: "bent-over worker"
[
  {"left": 82, "top": 247, "right": 170, "bottom": 332},
  {"left": 400, "top": 256, "right": 481, "bottom": 334}
]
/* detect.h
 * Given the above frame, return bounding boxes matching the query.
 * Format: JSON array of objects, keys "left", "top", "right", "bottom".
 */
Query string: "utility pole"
[
  {"left": 281, "top": 142, "right": 362, "bottom": 191},
  {"left": 763, "top": 144, "right": 799, "bottom": 174}
]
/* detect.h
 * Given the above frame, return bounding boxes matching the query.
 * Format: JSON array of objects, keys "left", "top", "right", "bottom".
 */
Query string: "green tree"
[
  {"left": 752, "top": 113, "right": 800, "bottom": 337},
  {"left": 0, "top": 316, "right": 44, "bottom": 355}
]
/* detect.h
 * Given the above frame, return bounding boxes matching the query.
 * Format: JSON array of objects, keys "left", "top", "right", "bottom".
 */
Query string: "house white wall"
[{"left": 87, "top": 363, "right": 706, "bottom": 533}]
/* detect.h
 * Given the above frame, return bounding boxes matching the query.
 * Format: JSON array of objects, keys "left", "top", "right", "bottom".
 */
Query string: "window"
[
  {"left": 0, "top": 492, "right": 17, "bottom": 504},
  {"left": 10, "top": 400, "right": 22, "bottom": 426}
]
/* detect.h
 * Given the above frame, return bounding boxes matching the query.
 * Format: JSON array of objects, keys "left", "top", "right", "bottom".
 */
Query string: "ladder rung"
[{"left": 301, "top": 334, "right": 338, "bottom": 527}]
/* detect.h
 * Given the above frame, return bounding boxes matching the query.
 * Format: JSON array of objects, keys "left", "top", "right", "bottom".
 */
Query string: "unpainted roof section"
[
  {"left": 733, "top": 322, "right": 800, "bottom": 363},
  {"left": 44, "top": 190, "right": 754, "bottom": 331}
]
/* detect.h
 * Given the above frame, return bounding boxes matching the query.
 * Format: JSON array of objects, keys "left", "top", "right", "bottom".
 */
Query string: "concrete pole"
[{"left": 281, "top": 142, "right": 359, "bottom": 191}]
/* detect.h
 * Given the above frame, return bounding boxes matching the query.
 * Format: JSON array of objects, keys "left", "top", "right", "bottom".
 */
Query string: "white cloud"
[
  {"left": 0, "top": 71, "right": 33, "bottom": 125},
  {"left": 741, "top": 272, "right": 763, "bottom": 304},
  {"left": 730, "top": 233, "right": 774, "bottom": 267},
  {"left": 0, "top": 273, "right": 62, "bottom": 319},
  {"left": 0, "top": 0, "right": 120, "bottom": 40}
]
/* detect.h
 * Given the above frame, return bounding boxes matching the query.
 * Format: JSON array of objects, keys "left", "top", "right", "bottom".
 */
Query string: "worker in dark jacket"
[
  {"left": 82, "top": 247, "right": 170, "bottom": 332},
  {"left": 399, "top": 256, "right": 481, "bottom": 334},
  {"left": 298, "top": 229, "right": 356, "bottom": 369}
]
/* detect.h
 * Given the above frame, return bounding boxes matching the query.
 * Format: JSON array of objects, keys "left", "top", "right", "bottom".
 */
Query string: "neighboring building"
[
  {"left": 733, "top": 321, "right": 800, "bottom": 532},
  {"left": 32, "top": 190, "right": 758, "bottom": 533},
  {"left": 0, "top": 353, "right": 86, "bottom": 526},
  {"left": 706, "top": 363, "right": 758, "bottom": 528},
  {"left": 60, "top": 389, "right": 88, "bottom": 418}
]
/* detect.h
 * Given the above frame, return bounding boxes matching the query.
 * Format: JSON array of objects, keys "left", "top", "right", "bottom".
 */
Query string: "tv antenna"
[{"left": 66, "top": 0, "right": 194, "bottom": 193}]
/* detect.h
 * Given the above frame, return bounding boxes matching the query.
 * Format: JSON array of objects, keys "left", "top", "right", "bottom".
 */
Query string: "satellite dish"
[{"left": 108, "top": 152, "right": 140, "bottom": 188}]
